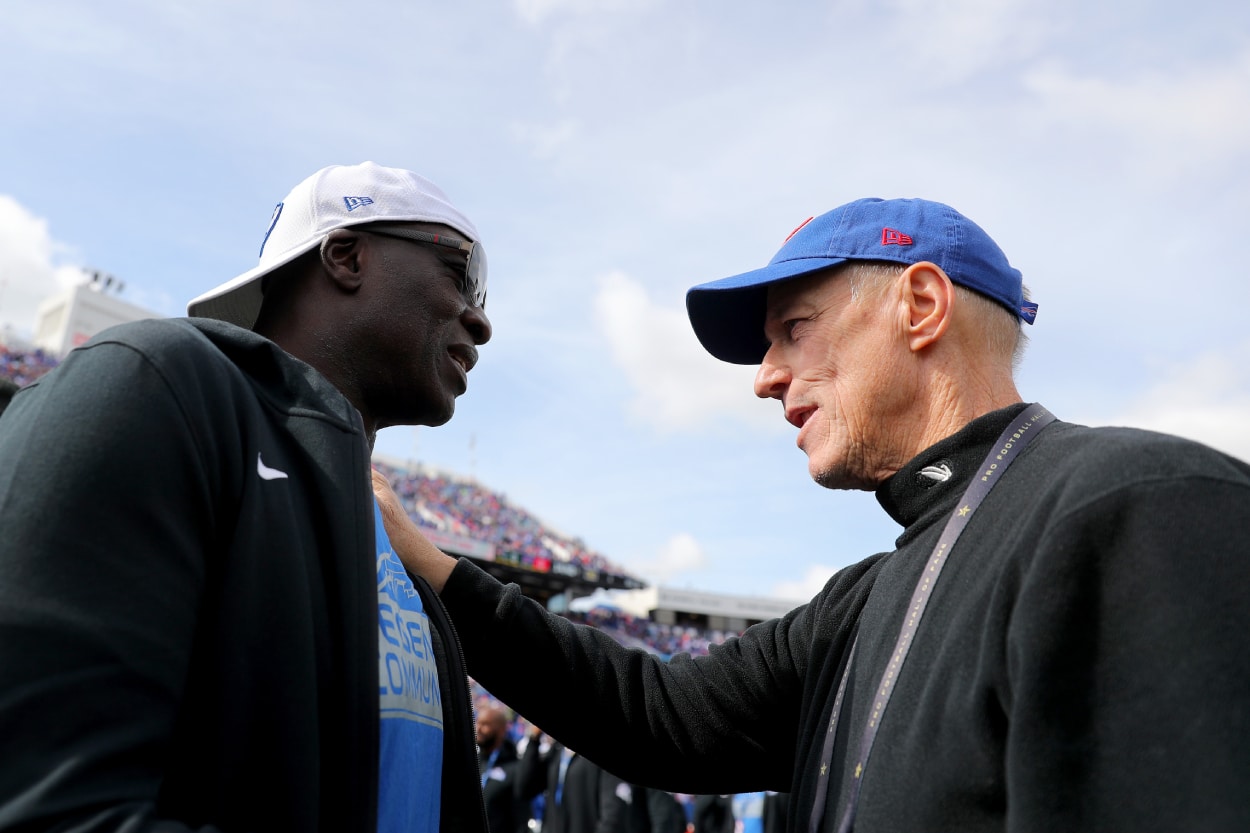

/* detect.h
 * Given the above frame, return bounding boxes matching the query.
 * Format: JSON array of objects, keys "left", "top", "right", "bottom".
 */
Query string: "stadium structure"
[{"left": 30, "top": 271, "right": 150, "bottom": 356}]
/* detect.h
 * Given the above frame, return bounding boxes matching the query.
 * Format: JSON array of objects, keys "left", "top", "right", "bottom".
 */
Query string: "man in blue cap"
[{"left": 374, "top": 197, "right": 1250, "bottom": 832}]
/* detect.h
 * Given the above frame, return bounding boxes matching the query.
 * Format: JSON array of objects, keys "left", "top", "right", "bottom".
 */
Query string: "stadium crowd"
[
  {"left": 375, "top": 459, "right": 741, "bottom": 659},
  {"left": 0, "top": 342, "right": 59, "bottom": 387},
  {"left": 566, "top": 608, "right": 734, "bottom": 660},
  {"left": 374, "top": 460, "right": 636, "bottom": 581}
]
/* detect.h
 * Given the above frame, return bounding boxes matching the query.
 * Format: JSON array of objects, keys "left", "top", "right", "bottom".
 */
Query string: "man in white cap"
[
  {"left": 373, "top": 197, "right": 1250, "bottom": 831},
  {"left": 0, "top": 162, "right": 493, "bottom": 832}
]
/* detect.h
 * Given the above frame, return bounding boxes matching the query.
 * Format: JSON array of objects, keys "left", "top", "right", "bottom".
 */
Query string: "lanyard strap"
[
  {"left": 806, "top": 405, "right": 1056, "bottom": 833},
  {"left": 480, "top": 746, "right": 501, "bottom": 787},
  {"left": 555, "top": 747, "right": 574, "bottom": 804}
]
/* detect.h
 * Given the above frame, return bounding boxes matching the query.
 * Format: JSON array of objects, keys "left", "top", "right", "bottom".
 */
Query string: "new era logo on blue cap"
[{"left": 881, "top": 228, "right": 913, "bottom": 246}]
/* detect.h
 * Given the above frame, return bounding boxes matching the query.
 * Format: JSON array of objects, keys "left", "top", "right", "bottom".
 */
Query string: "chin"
[
  {"left": 401, "top": 398, "right": 456, "bottom": 428},
  {"left": 424, "top": 406, "right": 455, "bottom": 427},
  {"left": 810, "top": 457, "right": 876, "bottom": 492},
  {"left": 811, "top": 467, "right": 845, "bottom": 491},
  {"left": 808, "top": 457, "right": 840, "bottom": 490}
]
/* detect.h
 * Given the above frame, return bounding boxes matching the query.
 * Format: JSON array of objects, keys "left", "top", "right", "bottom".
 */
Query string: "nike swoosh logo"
[{"left": 257, "top": 453, "right": 289, "bottom": 481}]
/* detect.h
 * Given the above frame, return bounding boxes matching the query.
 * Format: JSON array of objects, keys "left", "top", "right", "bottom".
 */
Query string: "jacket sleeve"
[
  {"left": 0, "top": 337, "right": 229, "bottom": 832},
  {"left": 440, "top": 554, "right": 880, "bottom": 795},
  {"left": 1005, "top": 466, "right": 1250, "bottom": 832}
]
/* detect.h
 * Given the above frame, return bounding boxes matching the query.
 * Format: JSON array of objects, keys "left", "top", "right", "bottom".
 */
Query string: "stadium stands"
[
  {"left": 373, "top": 460, "right": 643, "bottom": 587},
  {"left": 0, "top": 343, "right": 59, "bottom": 387},
  {"left": 565, "top": 608, "right": 734, "bottom": 660}
]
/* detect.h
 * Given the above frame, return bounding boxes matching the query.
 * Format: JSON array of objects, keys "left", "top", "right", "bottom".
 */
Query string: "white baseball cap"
[{"left": 188, "top": 161, "right": 481, "bottom": 329}]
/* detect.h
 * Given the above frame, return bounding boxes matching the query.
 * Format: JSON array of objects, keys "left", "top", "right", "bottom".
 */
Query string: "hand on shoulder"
[{"left": 371, "top": 468, "right": 458, "bottom": 592}]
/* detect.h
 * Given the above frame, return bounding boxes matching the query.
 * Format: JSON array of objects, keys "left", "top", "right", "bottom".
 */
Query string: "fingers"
[{"left": 369, "top": 467, "right": 457, "bottom": 592}]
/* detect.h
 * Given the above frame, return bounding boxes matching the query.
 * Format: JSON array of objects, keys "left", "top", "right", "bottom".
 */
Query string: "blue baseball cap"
[{"left": 685, "top": 198, "right": 1037, "bottom": 365}]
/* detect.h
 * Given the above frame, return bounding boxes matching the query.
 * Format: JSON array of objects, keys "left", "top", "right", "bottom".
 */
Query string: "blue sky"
[{"left": 3, "top": 0, "right": 1249, "bottom": 601}]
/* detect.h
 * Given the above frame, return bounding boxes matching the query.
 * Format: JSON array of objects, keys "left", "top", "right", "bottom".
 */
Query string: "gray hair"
[{"left": 844, "top": 261, "right": 1029, "bottom": 372}]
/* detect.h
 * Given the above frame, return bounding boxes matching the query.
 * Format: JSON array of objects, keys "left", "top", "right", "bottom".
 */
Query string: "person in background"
[
  {"left": 0, "top": 161, "right": 493, "bottom": 832},
  {"left": 519, "top": 726, "right": 630, "bottom": 833},
  {"left": 478, "top": 704, "right": 530, "bottom": 833},
  {"left": 626, "top": 788, "right": 689, "bottom": 833},
  {"left": 691, "top": 796, "right": 733, "bottom": 833}
]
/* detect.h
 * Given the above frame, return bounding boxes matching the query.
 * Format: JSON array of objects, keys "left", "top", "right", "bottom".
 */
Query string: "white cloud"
[
  {"left": 509, "top": 118, "right": 581, "bottom": 159},
  {"left": 770, "top": 564, "right": 836, "bottom": 604},
  {"left": 886, "top": 0, "right": 1054, "bottom": 84},
  {"left": 513, "top": 0, "right": 659, "bottom": 25},
  {"left": 0, "top": 196, "right": 87, "bottom": 342},
  {"left": 625, "top": 532, "right": 708, "bottom": 585},
  {"left": 1093, "top": 341, "right": 1250, "bottom": 463},
  {"left": 592, "top": 270, "right": 777, "bottom": 433},
  {"left": 1022, "top": 50, "right": 1250, "bottom": 178}
]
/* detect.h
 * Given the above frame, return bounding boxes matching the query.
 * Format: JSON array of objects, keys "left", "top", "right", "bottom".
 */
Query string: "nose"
[
  {"left": 462, "top": 304, "right": 492, "bottom": 345},
  {"left": 753, "top": 344, "right": 789, "bottom": 400}
]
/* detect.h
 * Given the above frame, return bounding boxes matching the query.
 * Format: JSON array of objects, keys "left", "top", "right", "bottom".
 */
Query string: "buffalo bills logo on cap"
[{"left": 343, "top": 196, "right": 374, "bottom": 211}]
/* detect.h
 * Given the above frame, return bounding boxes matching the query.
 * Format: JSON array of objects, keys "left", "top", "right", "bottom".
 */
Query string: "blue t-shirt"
[{"left": 375, "top": 500, "right": 443, "bottom": 833}]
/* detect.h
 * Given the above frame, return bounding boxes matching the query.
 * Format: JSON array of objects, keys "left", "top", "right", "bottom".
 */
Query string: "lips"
[
  {"left": 785, "top": 404, "right": 815, "bottom": 430},
  {"left": 447, "top": 344, "right": 478, "bottom": 376}
]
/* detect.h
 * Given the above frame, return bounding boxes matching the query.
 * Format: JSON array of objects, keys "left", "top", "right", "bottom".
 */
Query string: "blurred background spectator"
[{"left": 1, "top": 342, "right": 59, "bottom": 388}]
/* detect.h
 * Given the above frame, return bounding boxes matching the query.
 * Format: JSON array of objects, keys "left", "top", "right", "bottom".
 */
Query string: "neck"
[
  {"left": 258, "top": 324, "right": 377, "bottom": 448},
  {"left": 913, "top": 376, "right": 1023, "bottom": 457}
]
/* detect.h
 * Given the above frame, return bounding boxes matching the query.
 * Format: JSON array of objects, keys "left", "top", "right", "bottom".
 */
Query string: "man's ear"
[
  {"left": 901, "top": 261, "right": 954, "bottom": 352},
  {"left": 320, "top": 229, "right": 367, "bottom": 292}
]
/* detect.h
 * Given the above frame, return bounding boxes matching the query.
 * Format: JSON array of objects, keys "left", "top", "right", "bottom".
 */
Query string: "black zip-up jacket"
[
  {"left": 440, "top": 405, "right": 1250, "bottom": 832},
  {"left": 0, "top": 317, "right": 486, "bottom": 833}
]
